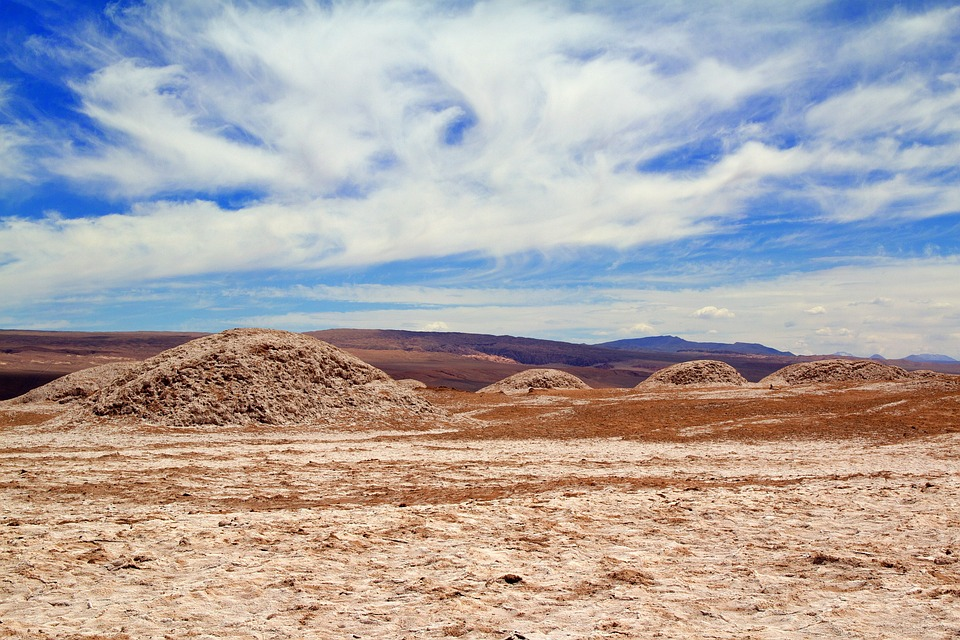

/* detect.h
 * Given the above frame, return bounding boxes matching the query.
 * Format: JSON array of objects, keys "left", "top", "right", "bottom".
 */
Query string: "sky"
[{"left": 1, "top": 0, "right": 959, "bottom": 358}]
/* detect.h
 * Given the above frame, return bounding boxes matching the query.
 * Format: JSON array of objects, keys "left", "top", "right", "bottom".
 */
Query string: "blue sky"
[{"left": 2, "top": 0, "right": 959, "bottom": 358}]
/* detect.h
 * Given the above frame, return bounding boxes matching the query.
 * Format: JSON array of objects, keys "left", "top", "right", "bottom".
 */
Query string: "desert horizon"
[{"left": 2, "top": 327, "right": 959, "bottom": 403}]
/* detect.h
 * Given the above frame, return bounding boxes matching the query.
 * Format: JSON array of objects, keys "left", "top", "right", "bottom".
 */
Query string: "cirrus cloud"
[{"left": 0, "top": 1, "right": 958, "bottom": 360}]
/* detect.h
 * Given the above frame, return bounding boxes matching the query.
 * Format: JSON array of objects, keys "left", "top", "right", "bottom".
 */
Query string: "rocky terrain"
[
  {"left": 477, "top": 369, "right": 591, "bottom": 394},
  {"left": 1, "top": 334, "right": 959, "bottom": 639},
  {"left": 69, "top": 329, "right": 441, "bottom": 428},
  {"left": 635, "top": 359, "right": 747, "bottom": 387},
  {"left": 760, "top": 359, "right": 911, "bottom": 387}
]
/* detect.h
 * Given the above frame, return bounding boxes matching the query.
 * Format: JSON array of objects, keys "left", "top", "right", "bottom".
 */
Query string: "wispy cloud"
[{"left": 0, "top": 1, "right": 958, "bottom": 359}]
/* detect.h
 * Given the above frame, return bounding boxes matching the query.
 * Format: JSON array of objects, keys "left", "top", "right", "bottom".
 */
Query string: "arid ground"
[{"left": 2, "top": 377, "right": 959, "bottom": 639}]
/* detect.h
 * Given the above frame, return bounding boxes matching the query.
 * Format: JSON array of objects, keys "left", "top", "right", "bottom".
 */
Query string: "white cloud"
[
  {"left": 422, "top": 321, "right": 449, "bottom": 331},
  {"left": 623, "top": 323, "right": 655, "bottom": 335},
  {"left": 1, "top": 2, "right": 954, "bottom": 273},
  {"left": 17, "top": 4, "right": 947, "bottom": 215},
  {"left": 6, "top": 254, "right": 955, "bottom": 359},
  {"left": 692, "top": 306, "right": 736, "bottom": 320},
  {"left": 0, "top": 85, "right": 32, "bottom": 183},
  {"left": 2, "top": 2, "right": 959, "bottom": 362},
  {"left": 58, "top": 61, "right": 291, "bottom": 195},
  {"left": 806, "top": 80, "right": 960, "bottom": 141},
  {"left": 0, "top": 126, "right": 28, "bottom": 181}
]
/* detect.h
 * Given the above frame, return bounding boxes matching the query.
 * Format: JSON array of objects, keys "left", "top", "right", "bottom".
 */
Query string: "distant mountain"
[
  {"left": 870, "top": 354, "right": 886, "bottom": 360},
  {"left": 309, "top": 329, "right": 802, "bottom": 386},
  {"left": 309, "top": 328, "right": 631, "bottom": 367},
  {"left": 903, "top": 353, "right": 958, "bottom": 363},
  {"left": 598, "top": 335, "right": 794, "bottom": 357}
]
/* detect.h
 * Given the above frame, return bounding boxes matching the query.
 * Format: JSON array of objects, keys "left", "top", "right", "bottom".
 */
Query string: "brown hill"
[
  {"left": 477, "top": 368, "right": 591, "bottom": 394},
  {"left": 636, "top": 360, "right": 748, "bottom": 387},
  {"left": 77, "top": 328, "right": 441, "bottom": 427},
  {"left": 760, "top": 359, "right": 910, "bottom": 386},
  {"left": 308, "top": 329, "right": 629, "bottom": 367}
]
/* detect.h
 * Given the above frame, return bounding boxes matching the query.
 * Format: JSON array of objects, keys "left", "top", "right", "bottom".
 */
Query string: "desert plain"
[{"left": 1, "top": 330, "right": 959, "bottom": 639}]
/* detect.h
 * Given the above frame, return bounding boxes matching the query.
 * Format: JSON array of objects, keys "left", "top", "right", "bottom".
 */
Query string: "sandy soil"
[{"left": 2, "top": 382, "right": 959, "bottom": 639}]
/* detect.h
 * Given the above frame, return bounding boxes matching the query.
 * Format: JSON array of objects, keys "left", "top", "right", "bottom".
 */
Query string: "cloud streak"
[{"left": 0, "top": 1, "right": 958, "bottom": 358}]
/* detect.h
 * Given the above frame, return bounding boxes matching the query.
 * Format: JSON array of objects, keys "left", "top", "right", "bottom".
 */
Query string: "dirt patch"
[{"left": 430, "top": 383, "right": 960, "bottom": 443}]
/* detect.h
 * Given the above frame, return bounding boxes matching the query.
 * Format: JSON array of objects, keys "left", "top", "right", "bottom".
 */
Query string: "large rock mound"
[
  {"left": 78, "top": 328, "right": 441, "bottom": 426},
  {"left": 477, "top": 368, "right": 591, "bottom": 394},
  {"left": 637, "top": 360, "right": 747, "bottom": 387},
  {"left": 10, "top": 361, "right": 140, "bottom": 405},
  {"left": 760, "top": 359, "right": 910, "bottom": 386}
]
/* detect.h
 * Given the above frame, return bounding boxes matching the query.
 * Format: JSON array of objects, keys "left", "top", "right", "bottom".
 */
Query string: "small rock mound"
[
  {"left": 637, "top": 360, "right": 747, "bottom": 387},
  {"left": 78, "top": 328, "right": 441, "bottom": 426},
  {"left": 760, "top": 359, "right": 910, "bottom": 386},
  {"left": 477, "top": 368, "right": 591, "bottom": 394},
  {"left": 10, "top": 361, "right": 140, "bottom": 404}
]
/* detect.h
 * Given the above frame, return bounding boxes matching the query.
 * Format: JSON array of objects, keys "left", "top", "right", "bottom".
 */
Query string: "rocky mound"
[
  {"left": 760, "top": 359, "right": 910, "bottom": 386},
  {"left": 637, "top": 360, "right": 747, "bottom": 387},
  {"left": 77, "top": 328, "right": 441, "bottom": 427},
  {"left": 9, "top": 361, "right": 140, "bottom": 405},
  {"left": 477, "top": 368, "right": 591, "bottom": 394}
]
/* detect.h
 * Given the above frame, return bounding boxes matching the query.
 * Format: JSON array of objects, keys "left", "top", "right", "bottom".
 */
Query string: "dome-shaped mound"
[
  {"left": 10, "top": 361, "right": 140, "bottom": 405},
  {"left": 760, "top": 359, "right": 910, "bottom": 386},
  {"left": 477, "top": 368, "right": 591, "bottom": 394},
  {"left": 637, "top": 360, "right": 747, "bottom": 387},
  {"left": 79, "top": 328, "right": 441, "bottom": 426}
]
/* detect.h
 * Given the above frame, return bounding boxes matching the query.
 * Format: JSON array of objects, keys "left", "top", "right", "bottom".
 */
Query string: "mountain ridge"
[{"left": 597, "top": 335, "right": 795, "bottom": 357}]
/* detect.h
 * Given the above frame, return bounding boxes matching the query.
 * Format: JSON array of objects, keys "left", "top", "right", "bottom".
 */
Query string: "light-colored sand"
[{"left": 2, "top": 384, "right": 959, "bottom": 639}]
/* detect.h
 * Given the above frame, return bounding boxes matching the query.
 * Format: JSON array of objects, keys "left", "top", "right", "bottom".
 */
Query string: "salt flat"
[{"left": 2, "top": 381, "right": 959, "bottom": 639}]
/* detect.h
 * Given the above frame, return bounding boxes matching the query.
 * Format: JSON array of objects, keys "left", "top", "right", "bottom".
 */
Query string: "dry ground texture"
[{"left": 2, "top": 376, "right": 960, "bottom": 638}]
